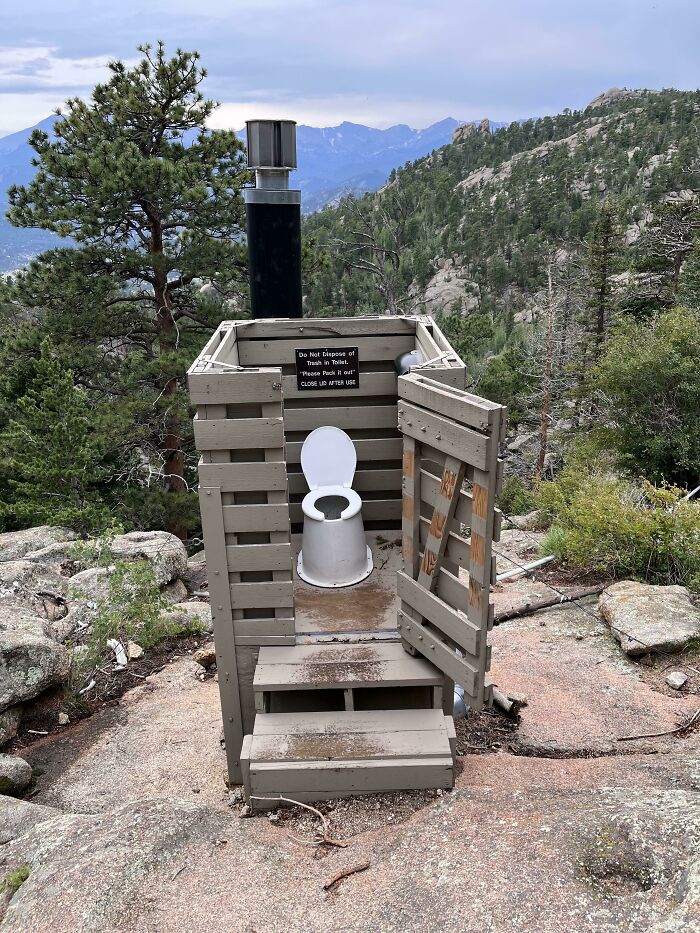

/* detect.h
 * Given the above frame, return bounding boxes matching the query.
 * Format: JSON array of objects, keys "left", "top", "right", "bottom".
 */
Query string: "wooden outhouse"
[{"left": 188, "top": 315, "right": 505, "bottom": 807}]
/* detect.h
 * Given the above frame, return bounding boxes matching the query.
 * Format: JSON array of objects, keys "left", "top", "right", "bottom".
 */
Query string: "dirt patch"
[
  {"left": 300, "top": 660, "right": 385, "bottom": 685},
  {"left": 254, "top": 733, "right": 385, "bottom": 761},
  {"left": 294, "top": 578, "right": 395, "bottom": 632},
  {"left": 256, "top": 787, "right": 445, "bottom": 841},
  {"left": 8, "top": 634, "right": 211, "bottom": 755}
]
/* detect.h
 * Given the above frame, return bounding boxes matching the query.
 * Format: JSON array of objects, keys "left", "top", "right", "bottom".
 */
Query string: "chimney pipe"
[{"left": 244, "top": 119, "right": 303, "bottom": 319}]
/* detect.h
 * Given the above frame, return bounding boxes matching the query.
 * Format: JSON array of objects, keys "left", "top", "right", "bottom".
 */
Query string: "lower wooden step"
[{"left": 242, "top": 709, "right": 456, "bottom": 809}]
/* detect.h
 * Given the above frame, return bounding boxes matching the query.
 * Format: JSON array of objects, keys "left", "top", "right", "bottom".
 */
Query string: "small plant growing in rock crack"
[{"left": 1, "top": 865, "right": 30, "bottom": 894}]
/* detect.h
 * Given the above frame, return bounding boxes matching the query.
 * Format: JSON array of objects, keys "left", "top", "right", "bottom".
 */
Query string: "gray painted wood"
[
  {"left": 238, "top": 335, "right": 415, "bottom": 366},
  {"left": 399, "top": 372, "right": 502, "bottom": 432},
  {"left": 193, "top": 416, "right": 284, "bottom": 451},
  {"left": 249, "top": 760, "right": 453, "bottom": 795},
  {"left": 284, "top": 404, "right": 398, "bottom": 433},
  {"left": 234, "top": 316, "right": 421, "bottom": 339},
  {"left": 287, "top": 468, "right": 402, "bottom": 496},
  {"left": 397, "top": 609, "right": 478, "bottom": 698},
  {"left": 286, "top": 437, "right": 402, "bottom": 464},
  {"left": 252, "top": 708, "right": 447, "bottom": 734},
  {"left": 222, "top": 504, "right": 289, "bottom": 533},
  {"left": 289, "top": 499, "right": 401, "bottom": 525},
  {"left": 282, "top": 371, "right": 397, "bottom": 399},
  {"left": 229, "top": 581, "right": 294, "bottom": 609},
  {"left": 417, "top": 455, "right": 465, "bottom": 591},
  {"left": 199, "top": 486, "right": 244, "bottom": 784},
  {"left": 226, "top": 543, "right": 292, "bottom": 573},
  {"left": 198, "top": 462, "right": 288, "bottom": 492},
  {"left": 398, "top": 402, "right": 489, "bottom": 470},
  {"left": 189, "top": 368, "right": 282, "bottom": 405},
  {"left": 396, "top": 571, "right": 480, "bottom": 656}
]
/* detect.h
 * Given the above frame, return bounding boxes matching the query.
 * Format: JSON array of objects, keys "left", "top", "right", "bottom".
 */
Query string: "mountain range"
[{"left": 0, "top": 116, "right": 468, "bottom": 272}]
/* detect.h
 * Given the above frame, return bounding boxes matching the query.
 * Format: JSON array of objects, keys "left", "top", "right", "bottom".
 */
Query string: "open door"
[{"left": 397, "top": 372, "right": 506, "bottom": 710}]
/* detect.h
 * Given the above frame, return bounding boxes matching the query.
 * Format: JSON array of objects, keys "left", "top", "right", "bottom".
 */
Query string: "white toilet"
[{"left": 297, "top": 426, "right": 373, "bottom": 588}]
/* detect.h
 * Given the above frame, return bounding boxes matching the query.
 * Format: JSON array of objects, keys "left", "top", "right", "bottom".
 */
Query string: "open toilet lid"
[{"left": 301, "top": 426, "right": 357, "bottom": 489}]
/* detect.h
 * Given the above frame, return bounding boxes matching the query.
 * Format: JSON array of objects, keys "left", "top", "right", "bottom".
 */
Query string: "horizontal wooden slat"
[
  {"left": 286, "top": 468, "right": 402, "bottom": 496},
  {"left": 235, "top": 635, "right": 295, "bottom": 646},
  {"left": 434, "top": 565, "right": 469, "bottom": 613},
  {"left": 398, "top": 402, "right": 489, "bottom": 470},
  {"left": 252, "top": 708, "right": 447, "bottom": 735},
  {"left": 396, "top": 571, "right": 480, "bottom": 656},
  {"left": 189, "top": 368, "right": 281, "bottom": 405},
  {"left": 237, "top": 335, "right": 415, "bottom": 366},
  {"left": 251, "top": 729, "right": 450, "bottom": 762},
  {"left": 235, "top": 316, "right": 421, "bottom": 339},
  {"left": 397, "top": 609, "right": 479, "bottom": 700},
  {"left": 284, "top": 404, "right": 398, "bottom": 433},
  {"left": 286, "top": 437, "right": 402, "bottom": 463},
  {"left": 282, "top": 371, "right": 398, "bottom": 399},
  {"left": 233, "top": 617, "right": 295, "bottom": 637},
  {"left": 198, "top": 462, "right": 288, "bottom": 492},
  {"left": 289, "top": 499, "right": 401, "bottom": 525},
  {"left": 222, "top": 504, "right": 289, "bottom": 533},
  {"left": 229, "top": 581, "right": 294, "bottom": 609},
  {"left": 258, "top": 643, "right": 415, "bottom": 664},
  {"left": 254, "top": 658, "right": 441, "bottom": 691},
  {"left": 226, "top": 543, "right": 292, "bottom": 573},
  {"left": 249, "top": 759, "right": 454, "bottom": 794},
  {"left": 399, "top": 372, "right": 502, "bottom": 432},
  {"left": 417, "top": 521, "right": 495, "bottom": 585},
  {"left": 193, "top": 416, "right": 284, "bottom": 451}
]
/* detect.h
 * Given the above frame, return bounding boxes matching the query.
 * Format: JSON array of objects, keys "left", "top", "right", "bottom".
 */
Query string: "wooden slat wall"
[{"left": 397, "top": 372, "right": 506, "bottom": 711}]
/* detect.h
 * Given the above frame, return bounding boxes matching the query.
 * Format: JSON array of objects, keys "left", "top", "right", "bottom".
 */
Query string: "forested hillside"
[{"left": 306, "top": 89, "right": 700, "bottom": 510}]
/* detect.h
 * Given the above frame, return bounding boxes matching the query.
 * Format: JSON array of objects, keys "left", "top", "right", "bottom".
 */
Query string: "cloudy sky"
[{"left": 1, "top": 0, "right": 699, "bottom": 136}]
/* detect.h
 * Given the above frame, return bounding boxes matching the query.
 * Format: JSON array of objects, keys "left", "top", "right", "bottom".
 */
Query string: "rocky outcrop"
[
  {"left": 0, "top": 527, "right": 77, "bottom": 562},
  {"left": 67, "top": 567, "right": 112, "bottom": 603},
  {"left": 162, "top": 578, "right": 188, "bottom": 604},
  {"left": 164, "top": 602, "right": 213, "bottom": 634},
  {"left": 0, "top": 561, "right": 68, "bottom": 623},
  {"left": 599, "top": 581, "right": 700, "bottom": 656},
  {"left": 106, "top": 532, "right": 188, "bottom": 586},
  {"left": 0, "top": 600, "right": 71, "bottom": 713},
  {"left": 182, "top": 550, "right": 207, "bottom": 593},
  {"left": 0, "top": 705, "right": 23, "bottom": 746},
  {"left": 0, "top": 753, "right": 32, "bottom": 795},
  {"left": 451, "top": 119, "right": 491, "bottom": 144}
]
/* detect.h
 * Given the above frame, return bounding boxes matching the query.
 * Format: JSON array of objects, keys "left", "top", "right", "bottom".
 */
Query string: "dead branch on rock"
[
  {"left": 493, "top": 585, "right": 606, "bottom": 625},
  {"left": 249, "top": 795, "right": 348, "bottom": 848},
  {"left": 323, "top": 860, "right": 371, "bottom": 891},
  {"left": 617, "top": 707, "right": 700, "bottom": 742}
]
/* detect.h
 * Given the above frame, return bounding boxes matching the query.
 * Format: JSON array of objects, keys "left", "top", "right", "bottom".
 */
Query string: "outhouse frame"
[{"left": 188, "top": 315, "right": 505, "bottom": 785}]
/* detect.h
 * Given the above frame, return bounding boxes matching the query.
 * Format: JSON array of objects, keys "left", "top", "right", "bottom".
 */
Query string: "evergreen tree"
[
  {"left": 0, "top": 340, "right": 119, "bottom": 533},
  {"left": 6, "top": 42, "right": 248, "bottom": 537}
]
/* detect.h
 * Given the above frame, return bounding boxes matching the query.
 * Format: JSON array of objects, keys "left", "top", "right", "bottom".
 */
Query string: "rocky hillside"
[{"left": 305, "top": 86, "right": 700, "bottom": 337}]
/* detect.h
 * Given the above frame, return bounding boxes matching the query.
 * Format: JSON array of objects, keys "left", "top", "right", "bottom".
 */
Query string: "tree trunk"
[
  {"left": 535, "top": 263, "right": 554, "bottom": 478},
  {"left": 154, "top": 264, "right": 188, "bottom": 541}
]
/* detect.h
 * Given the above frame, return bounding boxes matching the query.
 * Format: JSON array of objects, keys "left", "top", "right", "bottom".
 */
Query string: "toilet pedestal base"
[{"left": 297, "top": 511, "right": 373, "bottom": 588}]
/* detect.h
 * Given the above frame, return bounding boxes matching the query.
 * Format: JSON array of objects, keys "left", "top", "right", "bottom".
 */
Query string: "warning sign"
[{"left": 295, "top": 346, "right": 360, "bottom": 391}]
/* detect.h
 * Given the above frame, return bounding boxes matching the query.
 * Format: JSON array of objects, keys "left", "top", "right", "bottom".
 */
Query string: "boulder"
[
  {"left": 67, "top": 567, "right": 113, "bottom": 603},
  {"left": 0, "top": 526, "right": 77, "bottom": 562},
  {"left": 107, "top": 532, "right": 188, "bottom": 586},
  {"left": 164, "top": 602, "right": 213, "bottom": 634},
  {"left": 0, "top": 753, "right": 33, "bottom": 795},
  {"left": 24, "top": 540, "right": 83, "bottom": 571},
  {"left": 162, "top": 578, "right": 188, "bottom": 604},
  {"left": 0, "top": 705, "right": 22, "bottom": 747},
  {"left": 599, "top": 581, "right": 700, "bottom": 657},
  {"left": 0, "top": 600, "right": 71, "bottom": 712},
  {"left": 182, "top": 550, "right": 207, "bottom": 593},
  {"left": 193, "top": 644, "right": 216, "bottom": 668},
  {"left": 0, "top": 561, "right": 68, "bottom": 622}
]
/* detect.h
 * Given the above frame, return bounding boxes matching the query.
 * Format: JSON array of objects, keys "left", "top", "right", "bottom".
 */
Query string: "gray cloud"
[{"left": 1, "top": 0, "right": 699, "bottom": 135}]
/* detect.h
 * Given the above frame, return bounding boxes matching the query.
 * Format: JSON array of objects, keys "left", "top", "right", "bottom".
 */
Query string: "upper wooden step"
[
  {"left": 242, "top": 708, "right": 455, "bottom": 808},
  {"left": 253, "top": 642, "right": 442, "bottom": 692}
]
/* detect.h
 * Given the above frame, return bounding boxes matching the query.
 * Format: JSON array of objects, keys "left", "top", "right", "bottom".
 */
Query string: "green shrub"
[
  {"left": 2, "top": 865, "right": 30, "bottom": 893},
  {"left": 497, "top": 474, "right": 536, "bottom": 517},
  {"left": 69, "top": 530, "right": 204, "bottom": 681},
  {"left": 536, "top": 467, "right": 700, "bottom": 589}
]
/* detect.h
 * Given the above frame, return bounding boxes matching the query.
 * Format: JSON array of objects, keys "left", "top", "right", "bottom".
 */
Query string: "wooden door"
[{"left": 397, "top": 373, "right": 506, "bottom": 710}]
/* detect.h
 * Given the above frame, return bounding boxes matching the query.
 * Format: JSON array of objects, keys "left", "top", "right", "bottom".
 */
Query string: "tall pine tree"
[{"left": 6, "top": 43, "right": 249, "bottom": 538}]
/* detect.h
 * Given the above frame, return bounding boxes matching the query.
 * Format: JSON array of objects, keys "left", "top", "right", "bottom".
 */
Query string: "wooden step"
[
  {"left": 242, "top": 709, "right": 455, "bottom": 808},
  {"left": 253, "top": 642, "right": 442, "bottom": 692}
]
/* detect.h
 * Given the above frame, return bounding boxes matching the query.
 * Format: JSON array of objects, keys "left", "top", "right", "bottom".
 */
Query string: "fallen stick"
[
  {"left": 617, "top": 707, "right": 700, "bottom": 742},
  {"left": 323, "top": 861, "right": 371, "bottom": 891},
  {"left": 249, "top": 795, "right": 348, "bottom": 847},
  {"left": 493, "top": 585, "right": 606, "bottom": 625},
  {"left": 497, "top": 555, "right": 555, "bottom": 581},
  {"left": 492, "top": 687, "right": 527, "bottom": 717}
]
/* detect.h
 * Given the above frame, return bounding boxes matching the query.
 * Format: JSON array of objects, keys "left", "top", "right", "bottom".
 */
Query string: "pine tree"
[
  {"left": 6, "top": 43, "right": 248, "bottom": 538},
  {"left": 0, "top": 340, "right": 118, "bottom": 533}
]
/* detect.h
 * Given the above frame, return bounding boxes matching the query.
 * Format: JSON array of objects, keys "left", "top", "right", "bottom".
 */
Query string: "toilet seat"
[{"left": 302, "top": 486, "right": 362, "bottom": 522}]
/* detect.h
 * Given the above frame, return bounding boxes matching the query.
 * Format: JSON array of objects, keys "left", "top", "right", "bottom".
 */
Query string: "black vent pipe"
[{"left": 245, "top": 119, "right": 303, "bottom": 319}]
